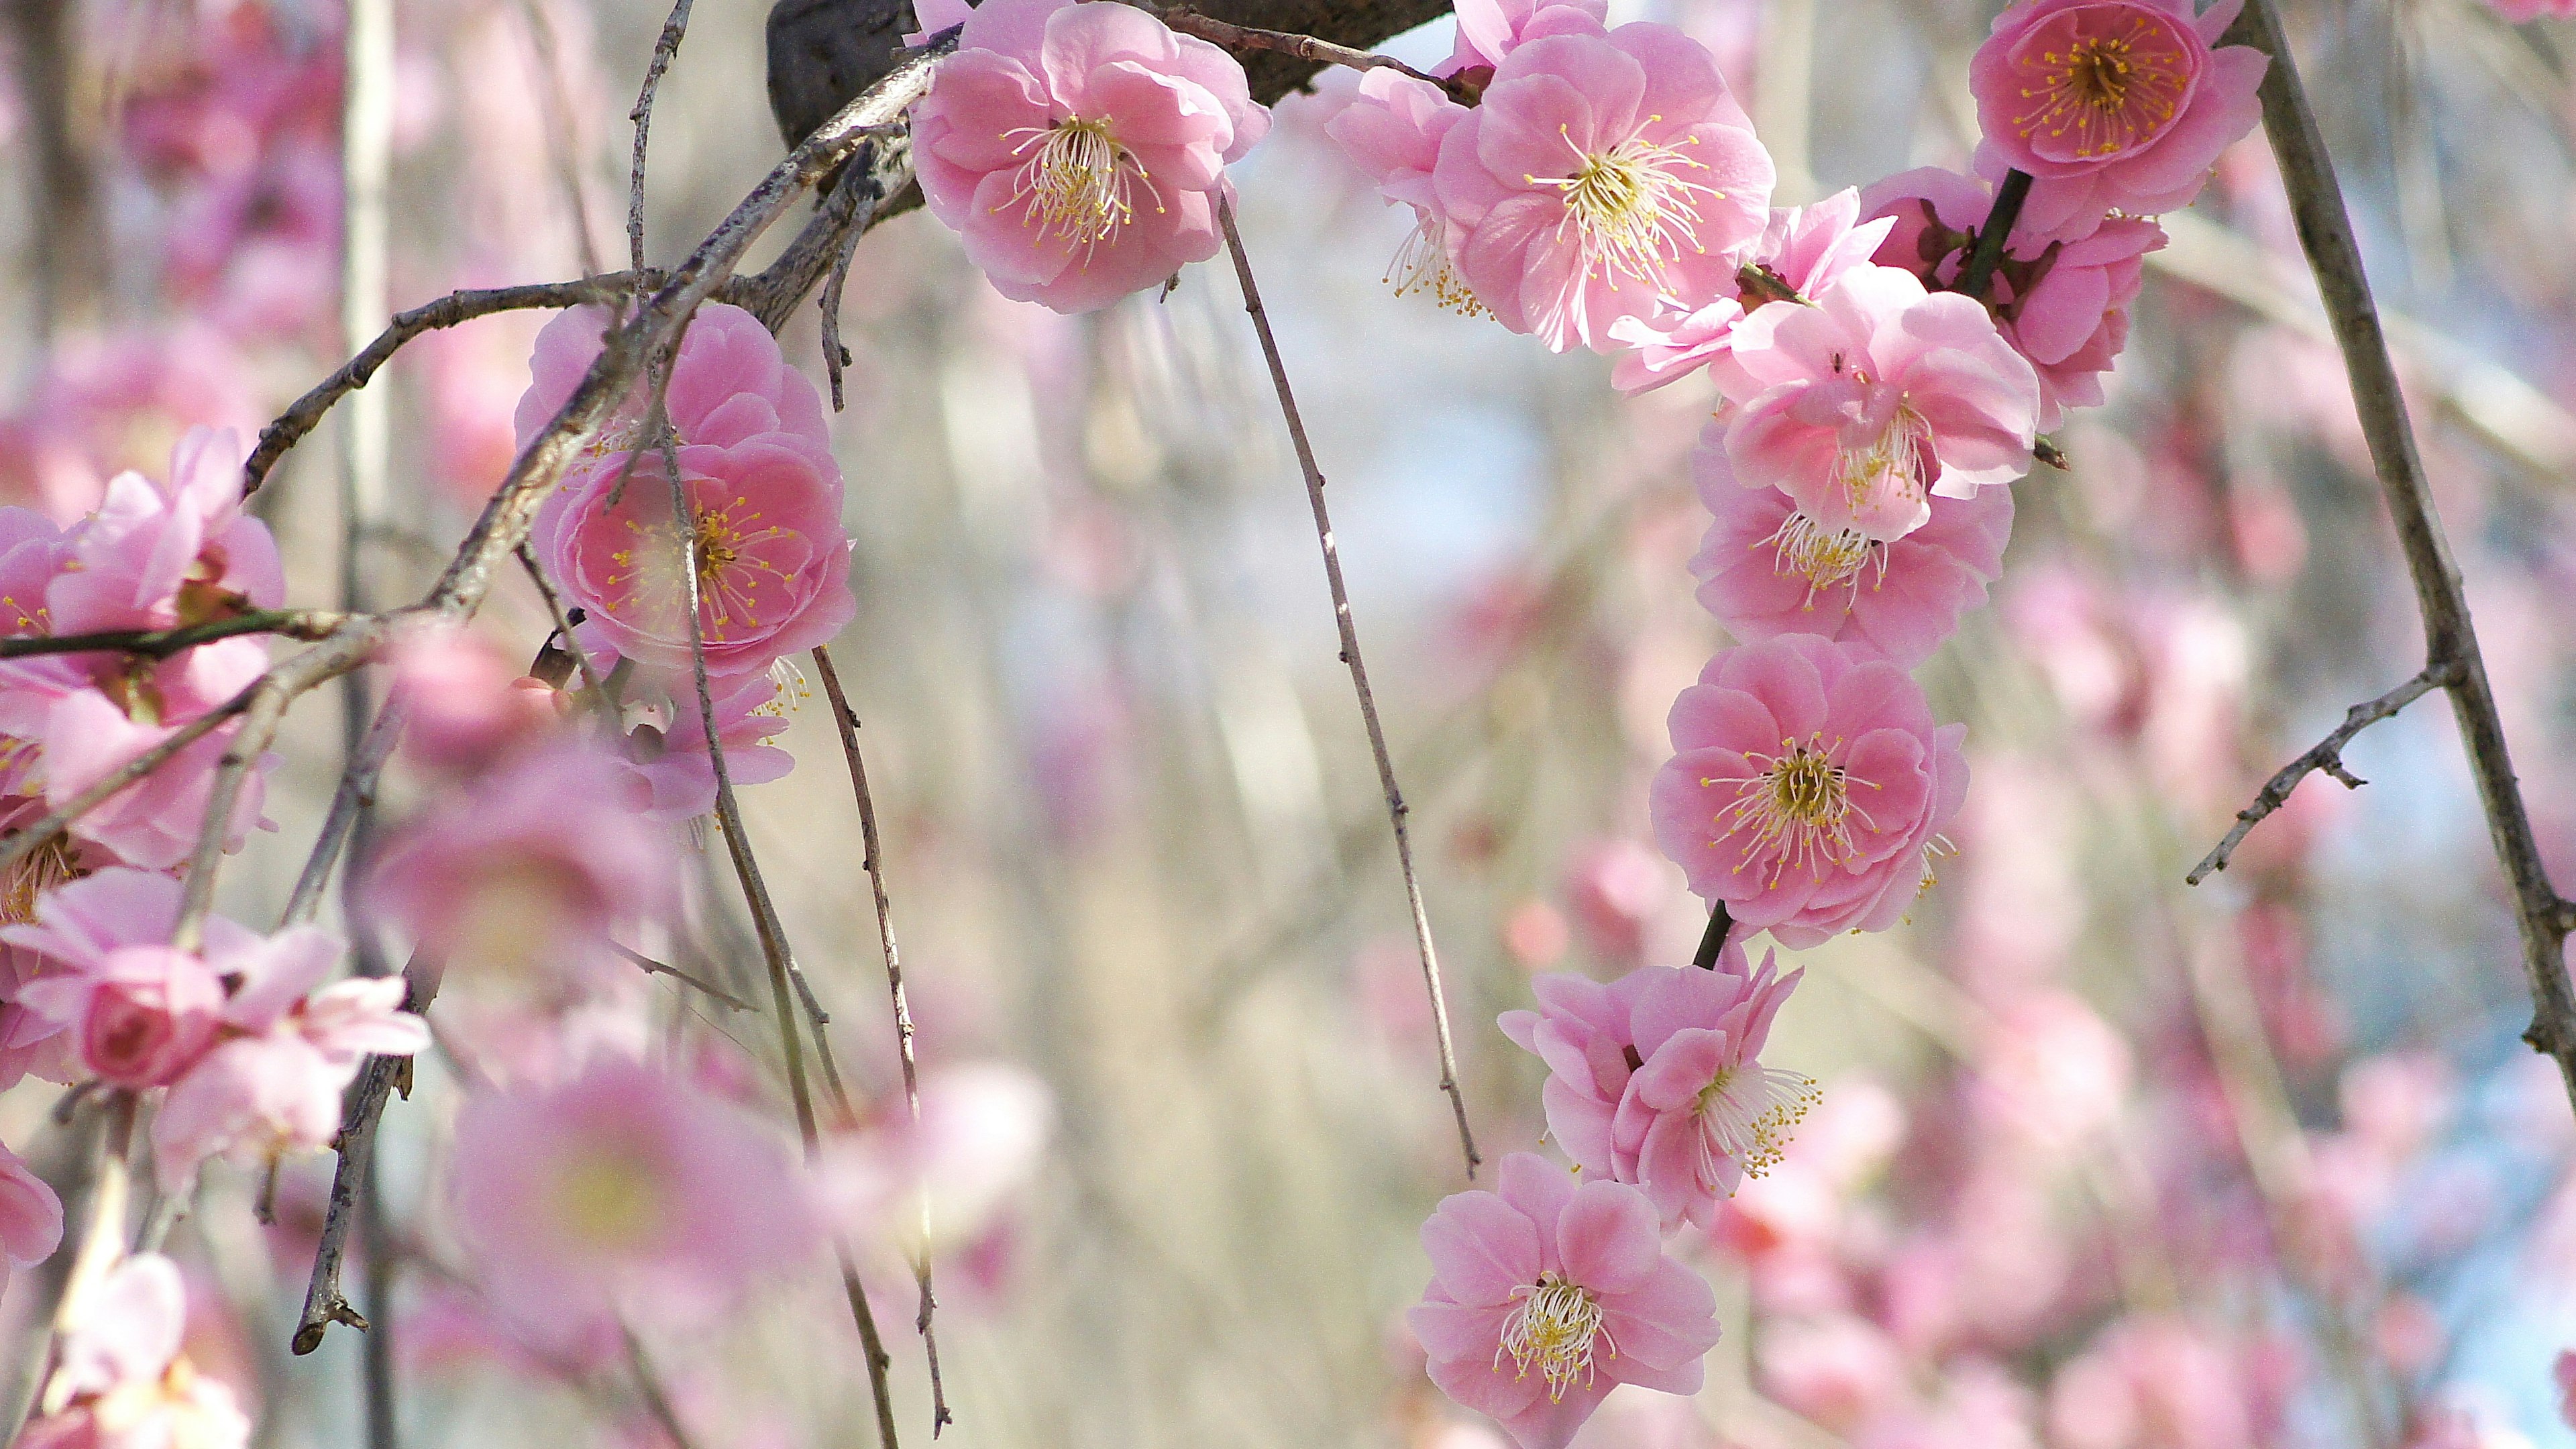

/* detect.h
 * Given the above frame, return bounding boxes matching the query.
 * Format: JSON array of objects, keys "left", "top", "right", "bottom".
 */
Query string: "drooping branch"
[
  {"left": 2188, "top": 663, "right": 2458, "bottom": 886},
  {"left": 2206, "top": 0, "right": 2576, "bottom": 1110}
]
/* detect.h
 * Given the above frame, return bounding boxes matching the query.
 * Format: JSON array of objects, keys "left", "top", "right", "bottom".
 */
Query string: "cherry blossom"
[
  {"left": 1433, "top": 16, "right": 1772, "bottom": 352},
  {"left": 1648, "top": 634, "right": 1968, "bottom": 947},
  {"left": 1713, "top": 264, "right": 2038, "bottom": 543},
  {"left": 1968, "top": 0, "right": 2267, "bottom": 239},
  {"left": 1609, "top": 953, "right": 1815, "bottom": 1230},
  {"left": 1410, "top": 1152, "right": 1721, "bottom": 1449},
  {"left": 1689, "top": 427, "right": 2014, "bottom": 668},
  {"left": 912, "top": 0, "right": 1269, "bottom": 313}
]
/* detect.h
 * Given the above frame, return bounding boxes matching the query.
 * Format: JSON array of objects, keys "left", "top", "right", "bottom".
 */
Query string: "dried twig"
[
  {"left": 810, "top": 645, "right": 950, "bottom": 1435},
  {"left": 1217, "top": 197, "right": 1480, "bottom": 1179},
  {"left": 0, "top": 610, "right": 351, "bottom": 659},
  {"left": 628, "top": 0, "right": 696, "bottom": 273},
  {"left": 612, "top": 941, "right": 754, "bottom": 1012},
  {"left": 2188, "top": 663, "right": 2457, "bottom": 885},
  {"left": 2211, "top": 0, "right": 2576, "bottom": 1107},
  {"left": 1150, "top": 7, "right": 1462, "bottom": 97}
]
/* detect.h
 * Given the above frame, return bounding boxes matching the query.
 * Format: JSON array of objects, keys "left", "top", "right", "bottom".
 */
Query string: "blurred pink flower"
[
  {"left": 1409, "top": 1152, "right": 1721, "bottom": 1449},
  {"left": 1434, "top": 17, "right": 1772, "bottom": 352},
  {"left": 15, "top": 945, "right": 225, "bottom": 1089},
  {"left": 816, "top": 1061, "right": 1053, "bottom": 1264},
  {"left": 0, "top": 325, "right": 264, "bottom": 524},
  {"left": 360, "top": 740, "right": 676, "bottom": 983},
  {"left": 1756, "top": 1313, "right": 1906, "bottom": 1432},
  {"left": 531, "top": 443, "right": 855, "bottom": 681},
  {"left": 0, "top": 1139, "right": 64, "bottom": 1289},
  {"left": 1859, "top": 167, "right": 2162, "bottom": 427},
  {"left": 912, "top": 0, "right": 1269, "bottom": 313},
  {"left": 1650, "top": 635, "right": 1968, "bottom": 947},
  {"left": 1713, "top": 265, "right": 2037, "bottom": 543},
  {"left": 388, "top": 627, "right": 560, "bottom": 775},
  {"left": 1324, "top": 70, "right": 1482, "bottom": 316},
  {"left": 21, "top": 1252, "right": 250, "bottom": 1449},
  {"left": 449, "top": 1056, "right": 825, "bottom": 1329},
  {"left": 150, "top": 924, "right": 425, "bottom": 1192},
  {"left": 1968, "top": 0, "right": 2266, "bottom": 238},
  {"left": 2556, "top": 1350, "right": 2576, "bottom": 1430},
  {"left": 1973, "top": 988, "right": 2132, "bottom": 1148},
  {"left": 1690, "top": 428, "right": 2012, "bottom": 668},
  {"left": 2045, "top": 1316, "right": 2259, "bottom": 1449},
  {"left": 2485, "top": 0, "right": 2576, "bottom": 19},
  {"left": 1560, "top": 837, "right": 1670, "bottom": 964},
  {"left": 1610, "top": 952, "right": 1813, "bottom": 1229},
  {"left": 619, "top": 674, "right": 795, "bottom": 822}
]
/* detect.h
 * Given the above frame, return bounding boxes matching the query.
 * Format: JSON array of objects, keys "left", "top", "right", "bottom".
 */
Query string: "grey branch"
[
  {"left": 2188, "top": 663, "right": 2457, "bottom": 885},
  {"left": 2214, "top": 0, "right": 2576, "bottom": 1106}
]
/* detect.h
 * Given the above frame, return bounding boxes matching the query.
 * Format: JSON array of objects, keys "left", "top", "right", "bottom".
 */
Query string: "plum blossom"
[
  {"left": 531, "top": 442, "right": 855, "bottom": 681},
  {"left": 1609, "top": 953, "right": 1816, "bottom": 1230},
  {"left": 1968, "top": 0, "right": 2267, "bottom": 239},
  {"left": 360, "top": 740, "right": 676, "bottom": 983},
  {"left": 1497, "top": 965, "right": 1665, "bottom": 1179},
  {"left": 21, "top": 1253, "right": 250, "bottom": 1449},
  {"left": 818, "top": 1062, "right": 1055, "bottom": 1263},
  {"left": 1860, "top": 166, "right": 2163, "bottom": 427},
  {"left": 1438, "top": 0, "right": 1607, "bottom": 76},
  {"left": 15, "top": 945, "right": 226, "bottom": 1089},
  {"left": 0, "top": 1140, "right": 64, "bottom": 1290},
  {"left": 1648, "top": 635, "right": 1968, "bottom": 947},
  {"left": 513, "top": 302, "right": 835, "bottom": 480},
  {"left": 1434, "top": 17, "right": 1773, "bottom": 352},
  {"left": 1713, "top": 265, "right": 2037, "bottom": 545},
  {"left": 448, "top": 1056, "right": 826, "bottom": 1330},
  {"left": 1324, "top": 70, "right": 1482, "bottom": 316},
  {"left": 618, "top": 674, "right": 796, "bottom": 822},
  {"left": 1, "top": 869, "right": 258, "bottom": 1089},
  {"left": 1410, "top": 1152, "right": 1721, "bottom": 1449},
  {"left": 1607, "top": 188, "right": 1894, "bottom": 392},
  {"left": 1689, "top": 427, "right": 2014, "bottom": 669},
  {"left": 911, "top": 0, "right": 1269, "bottom": 313},
  {"left": 388, "top": 627, "right": 561, "bottom": 774}
]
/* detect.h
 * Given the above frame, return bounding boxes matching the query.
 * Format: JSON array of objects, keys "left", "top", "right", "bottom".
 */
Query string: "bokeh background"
[{"left": 5, "top": 0, "right": 2576, "bottom": 1444}]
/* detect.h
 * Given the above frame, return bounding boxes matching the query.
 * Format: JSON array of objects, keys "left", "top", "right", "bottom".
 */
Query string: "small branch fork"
[
  {"left": 2195, "top": 0, "right": 2576, "bottom": 1110},
  {"left": 1217, "top": 197, "right": 1481, "bottom": 1179},
  {"left": 2187, "top": 662, "right": 2459, "bottom": 885}
]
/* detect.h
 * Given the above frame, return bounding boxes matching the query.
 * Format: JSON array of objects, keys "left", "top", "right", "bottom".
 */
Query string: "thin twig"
[
  {"left": 612, "top": 940, "right": 754, "bottom": 1012},
  {"left": 1150, "top": 7, "right": 1461, "bottom": 98},
  {"left": 1216, "top": 197, "right": 1479, "bottom": 1179},
  {"left": 170, "top": 676, "right": 297, "bottom": 954},
  {"left": 284, "top": 693, "right": 408, "bottom": 924},
  {"left": 810, "top": 645, "right": 951, "bottom": 1435},
  {"left": 628, "top": 0, "right": 696, "bottom": 274},
  {"left": 2223, "top": 0, "right": 2576, "bottom": 1104},
  {"left": 818, "top": 146, "right": 879, "bottom": 413},
  {"left": 292, "top": 961, "right": 435, "bottom": 1355},
  {"left": 0, "top": 610, "right": 351, "bottom": 659},
  {"left": 2187, "top": 663, "right": 2456, "bottom": 885}
]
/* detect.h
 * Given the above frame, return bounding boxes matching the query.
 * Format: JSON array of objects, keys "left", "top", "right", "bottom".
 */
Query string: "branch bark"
[{"left": 2214, "top": 0, "right": 2576, "bottom": 1107}]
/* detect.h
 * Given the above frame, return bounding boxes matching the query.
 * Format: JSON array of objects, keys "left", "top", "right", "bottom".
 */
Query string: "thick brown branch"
[
  {"left": 0, "top": 610, "right": 351, "bottom": 660},
  {"left": 1151, "top": 7, "right": 1460, "bottom": 98},
  {"left": 2224, "top": 0, "right": 2576, "bottom": 1100},
  {"left": 1218, "top": 197, "right": 1480, "bottom": 1178},
  {"left": 2188, "top": 663, "right": 2457, "bottom": 885}
]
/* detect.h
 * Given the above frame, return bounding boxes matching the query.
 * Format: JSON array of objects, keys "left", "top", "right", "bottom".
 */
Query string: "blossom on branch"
[
  {"left": 1609, "top": 953, "right": 1816, "bottom": 1230},
  {"left": 912, "top": 0, "right": 1270, "bottom": 313}
]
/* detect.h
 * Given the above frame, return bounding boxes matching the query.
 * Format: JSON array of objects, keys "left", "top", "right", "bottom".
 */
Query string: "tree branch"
[
  {"left": 2187, "top": 663, "right": 2457, "bottom": 885},
  {"left": 0, "top": 610, "right": 352, "bottom": 659},
  {"left": 2216, "top": 0, "right": 2576, "bottom": 1104}
]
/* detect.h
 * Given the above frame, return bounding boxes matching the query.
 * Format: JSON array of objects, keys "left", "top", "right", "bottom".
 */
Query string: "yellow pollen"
[
  {"left": 1496, "top": 1273, "right": 1615, "bottom": 1401},
  {"left": 1836, "top": 402, "right": 1935, "bottom": 521},
  {"left": 1762, "top": 509, "right": 1886, "bottom": 605},
  {"left": 1693, "top": 1063, "right": 1821, "bottom": 1185},
  {"left": 2012, "top": 17, "right": 2190, "bottom": 158},
  {"left": 3, "top": 832, "right": 80, "bottom": 926},
  {"left": 1385, "top": 215, "right": 1488, "bottom": 319},
  {"left": 1529, "top": 119, "right": 1721, "bottom": 290},
  {"left": 603, "top": 500, "right": 795, "bottom": 643},
  {"left": 1707, "top": 733, "right": 1880, "bottom": 883},
  {"left": 997, "top": 117, "right": 1162, "bottom": 258}
]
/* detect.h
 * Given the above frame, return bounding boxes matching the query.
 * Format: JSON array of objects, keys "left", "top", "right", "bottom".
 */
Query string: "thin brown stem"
[
  {"left": 1216, "top": 197, "right": 1479, "bottom": 1179},
  {"left": 612, "top": 941, "right": 754, "bottom": 1012},
  {"left": 0, "top": 610, "right": 351, "bottom": 659},
  {"left": 2187, "top": 663, "right": 2455, "bottom": 885},
  {"left": 293, "top": 960, "right": 435, "bottom": 1355},
  {"left": 1150, "top": 7, "right": 1460, "bottom": 98},
  {"left": 810, "top": 645, "right": 950, "bottom": 1434},
  {"left": 284, "top": 691, "right": 409, "bottom": 924},
  {"left": 2221, "top": 0, "right": 2576, "bottom": 1106},
  {"left": 628, "top": 0, "right": 696, "bottom": 274}
]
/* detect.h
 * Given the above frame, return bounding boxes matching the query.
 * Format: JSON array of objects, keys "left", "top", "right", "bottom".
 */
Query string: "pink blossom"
[
  {"left": 20, "top": 1253, "right": 250, "bottom": 1449},
  {"left": 912, "top": 0, "right": 1269, "bottom": 313},
  {"left": 1439, "top": 0, "right": 1607, "bottom": 76},
  {"left": 1497, "top": 965, "right": 1665, "bottom": 1178},
  {"left": 512, "top": 303, "right": 835, "bottom": 479},
  {"left": 15, "top": 945, "right": 225, "bottom": 1089},
  {"left": 1757, "top": 1314, "right": 1907, "bottom": 1432},
  {"left": 1860, "top": 167, "right": 2164, "bottom": 427},
  {"left": 1323, "top": 70, "right": 1483, "bottom": 316},
  {"left": 1713, "top": 265, "right": 2037, "bottom": 543},
  {"left": 388, "top": 627, "right": 560, "bottom": 773},
  {"left": 1, "top": 870, "right": 252, "bottom": 1081},
  {"left": 1409, "top": 1152, "right": 1721, "bottom": 1449},
  {"left": 817, "top": 1062, "right": 1053, "bottom": 1262},
  {"left": 1605, "top": 297, "right": 1743, "bottom": 394},
  {"left": 619, "top": 674, "right": 795, "bottom": 822},
  {"left": 1648, "top": 635, "right": 1968, "bottom": 948},
  {"left": 1688, "top": 427, "right": 2013, "bottom": 669},
  {"left": 1434, "top": 17, "right": 1772, "bottom": 352},
  {"left": 46, "top": 427, "right": 282, "bottom": 636},
  {"left": 2045, "top": 1316, "right": 2259, "bottom": 1449},
  {"left": 1609, "top": 953, "right": 1814, "bottom": 1229},
  {"left": 2556, "top": 1350, "right": 2576, "bottom": 1430},
  {"left": 152, "top": 924, "right": 429, "bottom": 1192},
  {"left": 1968, "top": 0, "right": 2267, "bottom": 237},
  {"left": 2486, "top": 0, "right": 2576, "bottom": 19},
  {"left": 531, "top": 443, "right": 855, "bottom": 680},
  {"left": 0, "top": 325, "right": 265, "bottom": 524},
  {"left": 360, "top": 741, "right": 676, "bottom": 983},
  {"left": 1606, "top": 189, "right": 1894, "bottom": 393},
  {"left": 449, "top": 1056, "right": 826, "bottom": 1329},
  {"left": 0, "top": 1140, "right": 64, "bottom": 1287}
]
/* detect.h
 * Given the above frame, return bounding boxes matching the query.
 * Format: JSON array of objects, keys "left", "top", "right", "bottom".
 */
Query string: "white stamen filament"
[
  {"left": 1385, "top": 215, "right": 1487, "bottom": 318},
  {"left": 1707, "top": 733, "right": 1881, "bottom": 883},
  {"left": 1693, "top": 1063, "right": 1821, "bottom": 1187},
  {"left": 1529, "top": 119, "right": 1721, "bottom": 290},
  {"left": 998, "top": 117, "right": 1162, "bottom": 258},
  {"left": 1834, "top": 400, "right": 1936, "bottom": 523},
  {"left": 1763, "top": 509, "right": 1887, "bottom": 605},
  {"left": 1496, "top": 1273, "right": 1615, "bottom": 1401}
]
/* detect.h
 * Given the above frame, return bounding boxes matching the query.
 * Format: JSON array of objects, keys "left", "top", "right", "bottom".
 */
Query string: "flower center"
[
  {"left": 1496, "top": 1273, "right": 1615, "bottom": 1402},
  {"left": 3, "top": 832, "right": 80, "bottom": 925},
  {"left": 1764, "top": 509, "right": 1887, "bottom": 603},
  {"left": 1000, "top": 117, "right": 1161, "bottom": 256},
  {"left": 1707, "top": 733, "right": 1878, "bottom": 882},
  {"left": 1693, "top": 1064, "right": 1821, "bottom": 1185},
  {"left": 1835, "top": 399, "right": 1935, "bottom": 527},
  {"left": 2012, "top": 13, "right": 2194, "bottom": 160},
  {"left": 606, "top": 500, "right": 795, "bottom": 643},
  {"left": 1531, "top": 121, "right": 1721, "bottom": 288},
  {"left": 1385, "top": 214, "right": 1487, "bottom": 319}
]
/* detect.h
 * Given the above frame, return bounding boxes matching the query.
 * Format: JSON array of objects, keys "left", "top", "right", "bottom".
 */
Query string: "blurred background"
[{"left": 6, "top": 0, "right": 2576, "bottom": 1444}]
